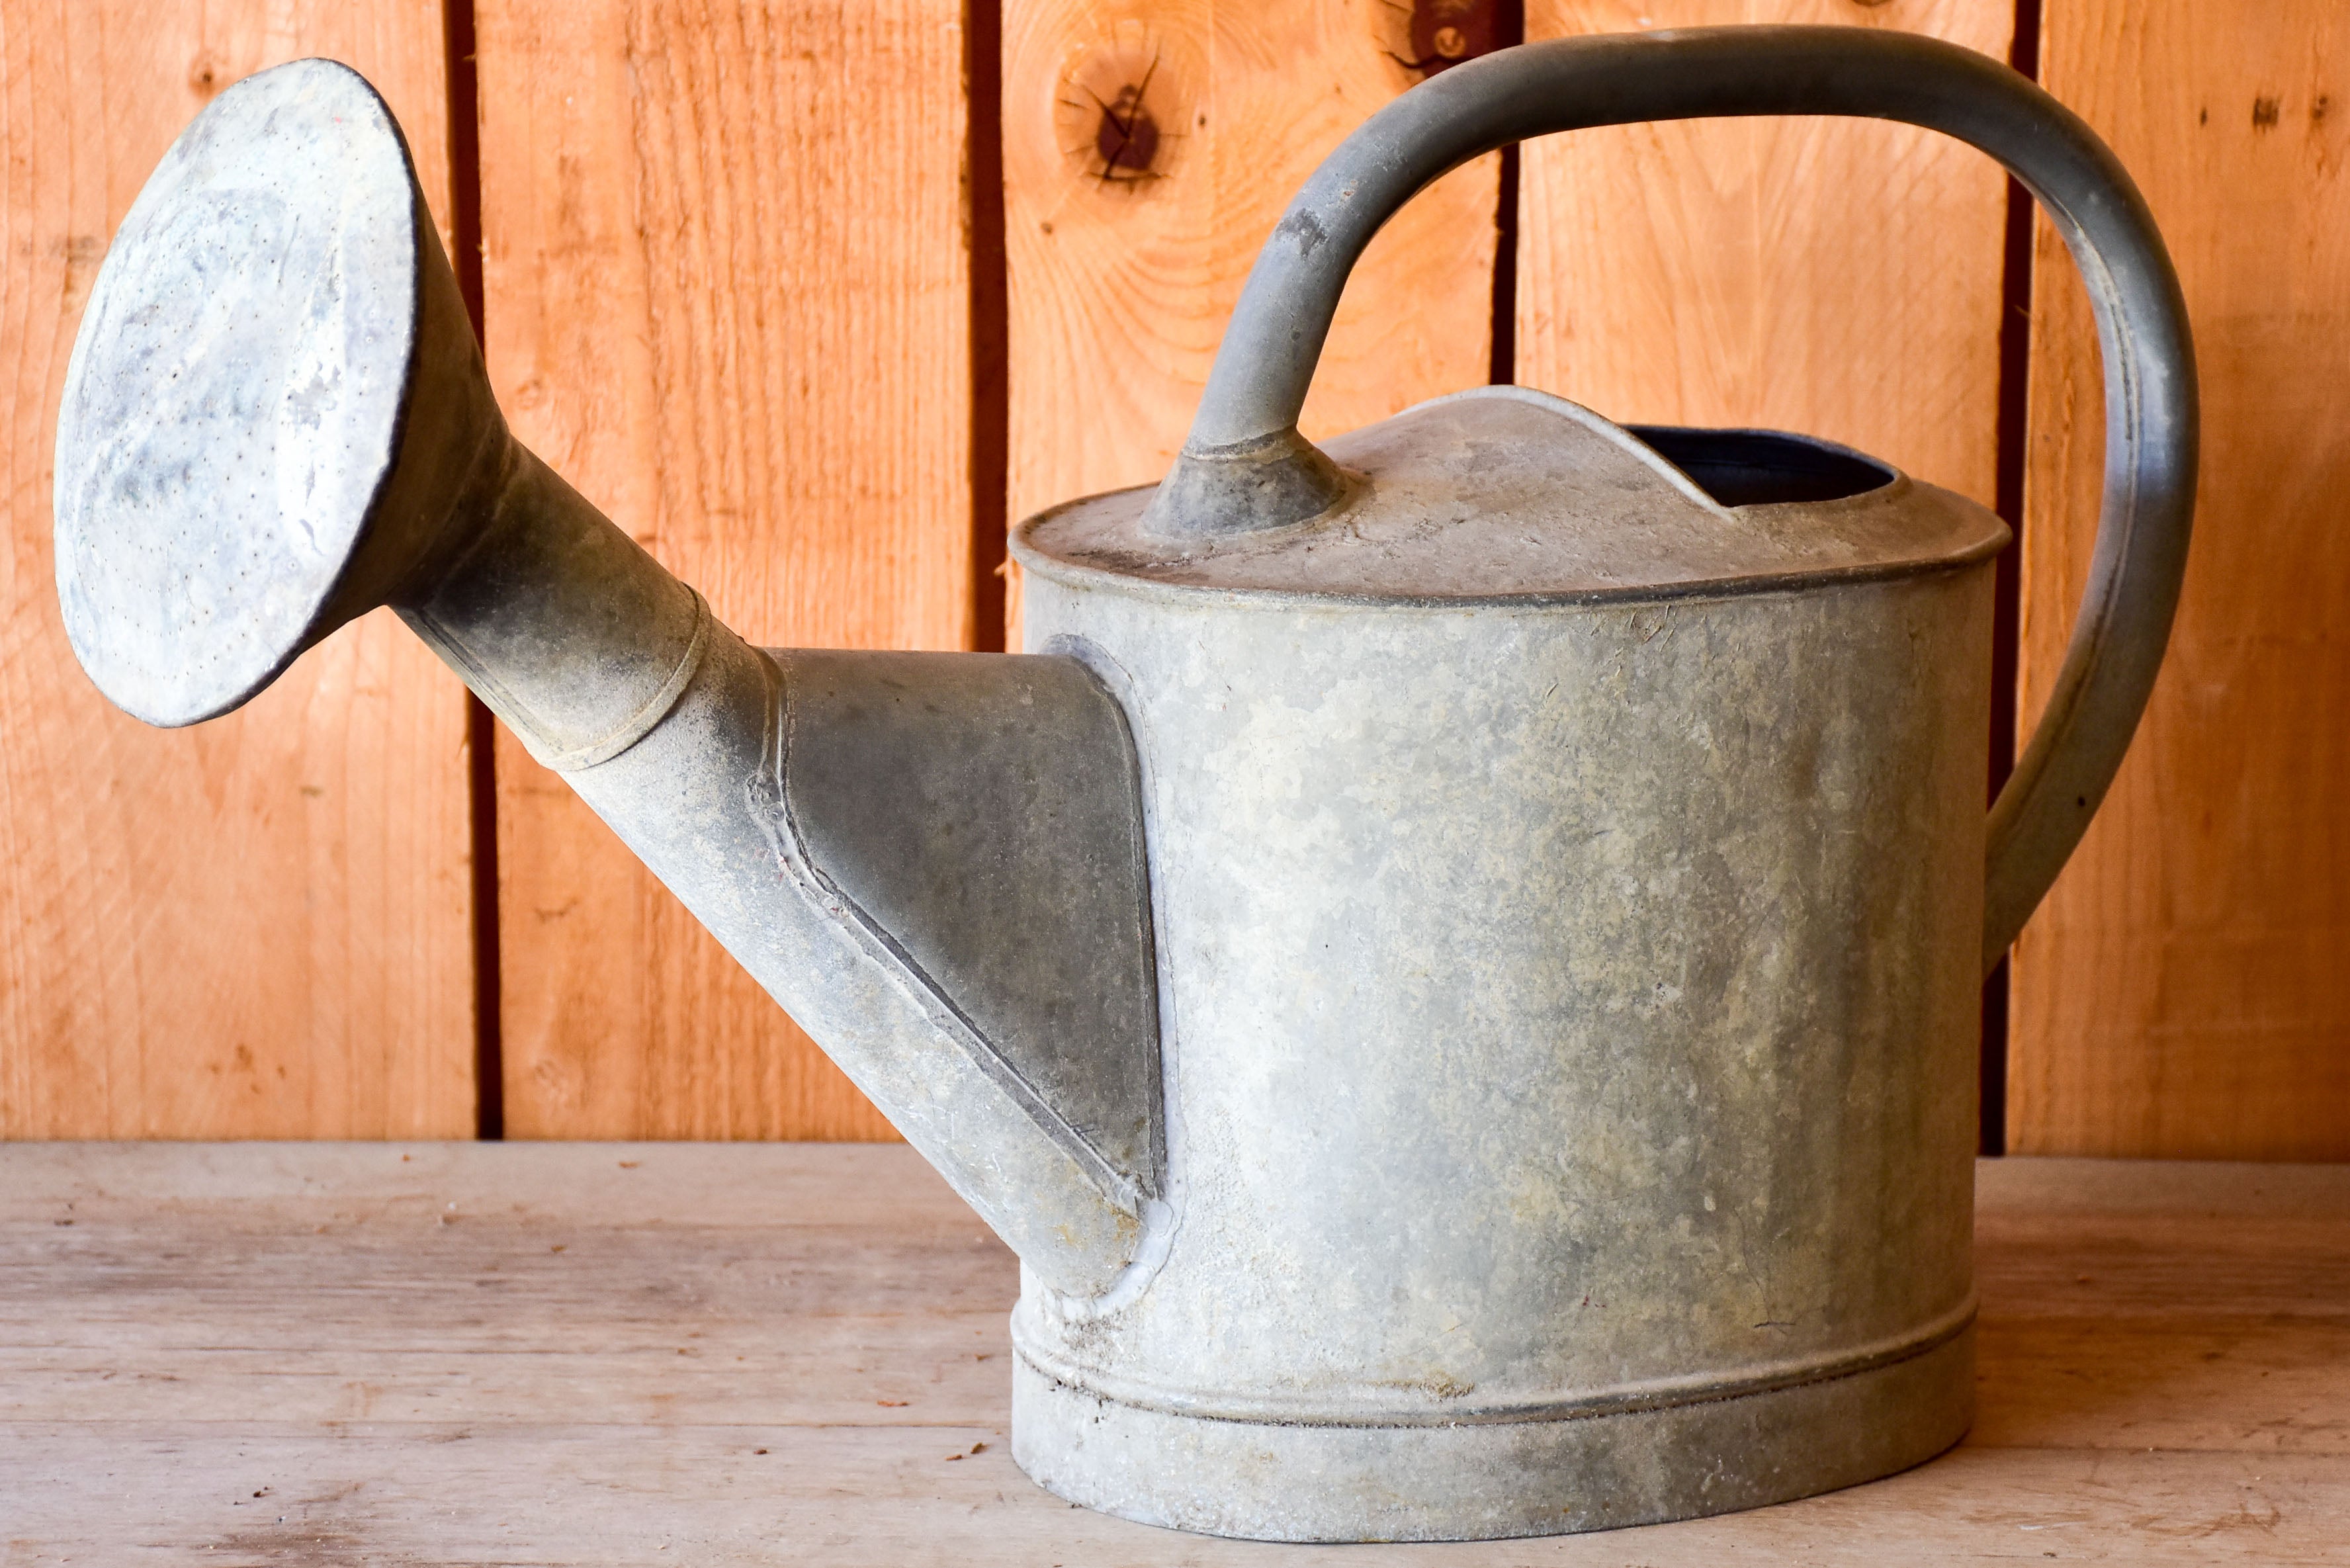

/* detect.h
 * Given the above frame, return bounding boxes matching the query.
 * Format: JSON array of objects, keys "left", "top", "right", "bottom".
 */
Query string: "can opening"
[{"left": 1630, "top": 426, "right": 1895, "bottom": 508}]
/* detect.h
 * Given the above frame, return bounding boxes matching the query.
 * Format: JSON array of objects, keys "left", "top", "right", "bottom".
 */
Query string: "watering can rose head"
[{"left": 54, "top": 33, "right": 2193, "bottom": 1544}]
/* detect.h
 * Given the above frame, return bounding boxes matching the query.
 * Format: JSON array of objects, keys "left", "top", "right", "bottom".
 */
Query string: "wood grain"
[
  {"left": 1001, "top": 0, "right": 1503, "bottom": 635},
  {"left": 0, "top": 3, "right": 476, "bottom": 1138},
  {"left": 1516, "top": 1, "right": 2014, "bottom": 507},
  {"left": 472, "top": 0, "right": 979, "bottom": 1139},
  {"left": 3, "top": 1144, "right": 2347, "bottom": 1562},
  {"left": 2008, "top": 3, "right": 2350, "bottom": 1159},
  {"left": 0, "top": 1143, "right": 1016, "bottom": 1427},
  {"left": 5, "top": 1432, "right": 2343, "bottom": 1567}
]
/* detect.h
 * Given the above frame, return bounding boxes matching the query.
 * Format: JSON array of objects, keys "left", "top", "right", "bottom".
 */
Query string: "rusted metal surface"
[{"left": 1393, "top": 0, "right": 1512, "bottom": 78}]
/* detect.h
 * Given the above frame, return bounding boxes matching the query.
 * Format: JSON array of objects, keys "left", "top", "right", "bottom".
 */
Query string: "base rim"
[{"left": 1011, "top": 1325, "right": 1974, "bottom": 1542}]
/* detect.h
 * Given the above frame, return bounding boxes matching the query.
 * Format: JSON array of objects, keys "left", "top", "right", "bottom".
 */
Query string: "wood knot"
[
  {"left": 1056, "top": 22, "right": 1192, "bottom": 193},
  {"left": 1094, "top": 82, "right": 1159, "bottom": 179}
]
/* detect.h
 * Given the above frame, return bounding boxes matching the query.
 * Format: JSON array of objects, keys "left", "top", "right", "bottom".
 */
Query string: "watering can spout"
[{"left": 52, "top": 58, "right": 1162, "bottom": 1298}]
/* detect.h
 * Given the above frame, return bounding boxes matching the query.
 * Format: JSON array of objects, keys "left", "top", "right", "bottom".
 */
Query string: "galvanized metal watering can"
[{"left": 54, "top": 26, "right": 2192, "bottom": 1544}]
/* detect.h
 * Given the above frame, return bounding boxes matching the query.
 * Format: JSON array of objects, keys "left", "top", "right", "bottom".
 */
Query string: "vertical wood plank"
[
  {"left": 1001, "top": 0, "right": 1502, "bottom": 634},
  {"left": 0, "top": 3, "right": 476, "bottom": 1138},
  {"left": 474, "top": 0, "right": 974, "bottom": 1139},
  {"left": 2009, "top": 3, "right": 2350, "bottom": 1159},
  {"left": 1516, "top": 1, "right": 2014, "bottom": 508}
]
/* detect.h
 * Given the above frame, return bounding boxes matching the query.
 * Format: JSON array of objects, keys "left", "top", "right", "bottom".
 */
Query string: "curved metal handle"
[{"left": 1149, "top": 25, "right": 2197, "bottom": 974}]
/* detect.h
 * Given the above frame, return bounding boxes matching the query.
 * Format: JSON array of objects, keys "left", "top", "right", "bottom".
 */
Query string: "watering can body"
[
  {"left": 52, "top": 27, "right": 2193, "bottom": 1544},
  {"left": 992, "top": 26, "right": 2195, "bottom": 1532},
  {"left": 1006, "top": 395, "right": 1996, "bottom": 1536}
]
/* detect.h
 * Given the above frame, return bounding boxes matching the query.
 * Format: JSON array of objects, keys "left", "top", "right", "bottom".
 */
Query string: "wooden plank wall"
[
  {"left": 1, "top": 1, "right": 2344, "bottom": 1159},
  {"left": 1516, "top": 0, "right": 2012, "bottom": 507},
  {"left": 0, "top": 3, "right": 476, "bottom": 1138},
  {"left": 2007, "top": 1, "right": 2350, "bottom": 1159},
  {"left": 466, "top": 0, "right": 969, "bottom": 1140}
]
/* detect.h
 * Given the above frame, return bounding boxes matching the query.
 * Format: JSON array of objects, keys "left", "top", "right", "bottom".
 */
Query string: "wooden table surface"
[{"left": 1, "top": 1145, "right": 2343, "bottom": 1565}]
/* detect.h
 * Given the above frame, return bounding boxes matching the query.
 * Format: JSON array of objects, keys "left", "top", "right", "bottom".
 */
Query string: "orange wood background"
[
  {"left": 0, "top": 2, "right": 476, "bottom": 1139},
  {"left": 1, "top": 0, "right": 2343, "bottom": 1160},
  {"left": 2008, "top": 1, "right": 2350, "bottom": 1159},
  {"left": 471, "top": 0, "right": 972, "bottom": 1139},
  {"left": 1517, "top": 0, "right": 2013, "bottom": 507}
]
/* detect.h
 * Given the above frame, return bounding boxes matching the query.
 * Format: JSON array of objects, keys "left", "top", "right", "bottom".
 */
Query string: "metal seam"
[
  {"left": 1010, "top": 1295, "right": 1976, "bottom": 1430},
  {"left": 1008, "top": 539, "right": 2003, "bottom": 615},
  {"left": 758, "top": 652, "right": 1146, "bottom": 1218},
  {"left": 539, "top": 590, "right": 713, "bottom": 772}
]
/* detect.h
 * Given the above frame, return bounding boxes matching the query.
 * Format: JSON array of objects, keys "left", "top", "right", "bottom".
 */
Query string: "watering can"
[{"left": 54, "top": 26, "right": 2192, "bottom": 1543}]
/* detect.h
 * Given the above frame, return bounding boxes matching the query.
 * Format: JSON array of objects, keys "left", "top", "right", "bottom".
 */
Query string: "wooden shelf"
[{"left": 3, "top": 1145, "right": 2343, "bottom": 1563}]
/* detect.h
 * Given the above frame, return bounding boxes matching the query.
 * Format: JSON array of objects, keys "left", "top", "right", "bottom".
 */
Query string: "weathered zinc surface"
[
  {"left": 1008, "top": 388, "right": 1996, "bottom": 1538},
  {"left": 996, "top": 17, "right": 2191, "bottom": 1539},
  {"left": 50, "top": 60, "right": 1160, "bottom": 1300},
  {"left": 52, "top": 55, "right": 419, "bottom": 727},
  {"left": 55, "top": 21, "right": 2193, "bottom": 1550}
]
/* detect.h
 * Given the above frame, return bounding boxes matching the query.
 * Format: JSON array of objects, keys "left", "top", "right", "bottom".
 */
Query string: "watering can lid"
[{"left": 1012, "top": 386, "right": 2007, "bottom": 604}]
